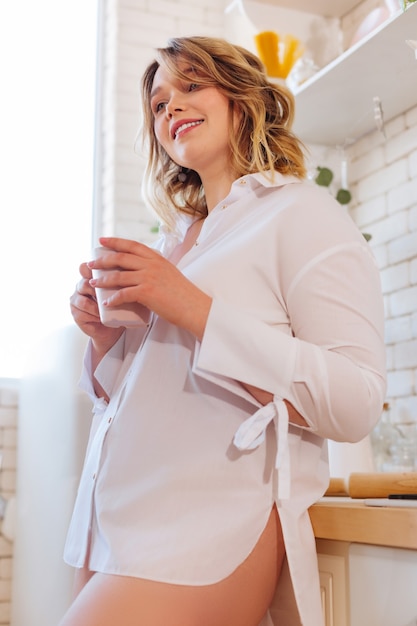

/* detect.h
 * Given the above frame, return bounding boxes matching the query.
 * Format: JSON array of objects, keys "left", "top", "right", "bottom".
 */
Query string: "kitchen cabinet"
[
  {"left": 310, "top": 497, "right": 417, "bottom": 549},
  {"left": 310, "top": 499, "right": 417, "bottom": 626},
  {"left": 316, "top": 540, "right": 350, "bottom": 626},
  {"left": 241, "top": 1, "right": 417, "bottom": 145}
]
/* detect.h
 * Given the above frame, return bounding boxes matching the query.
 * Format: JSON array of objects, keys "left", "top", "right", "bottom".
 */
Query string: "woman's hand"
[
  {"left": 70, "top": 261, "right": 125, "bottom": 358},
  {"left": 88, "top": 237, "right": 212, "bottom": 341}
]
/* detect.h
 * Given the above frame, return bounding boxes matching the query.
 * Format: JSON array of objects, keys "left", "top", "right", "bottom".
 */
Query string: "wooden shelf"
[
  {"left": 309, "top": 498, "right": 417, "bottom": 550},
  {"left": 292, "top": 4, "right": 417, "bottom": 145}
]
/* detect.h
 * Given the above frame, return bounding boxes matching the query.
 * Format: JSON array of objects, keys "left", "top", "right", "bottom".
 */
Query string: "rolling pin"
[
  {"left": 325, "top": 477, "right": 349, "bottom": 496},
  {"left": 325, "top": 473, "right": 417, "bottom": 498}
]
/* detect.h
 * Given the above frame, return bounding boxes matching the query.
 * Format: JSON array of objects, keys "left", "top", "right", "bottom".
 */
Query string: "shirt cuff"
[
  {"left": 78, "top": 334, "right": 126, "bottom": 403},
  {"left": 195, "top": 298, "right": 298, "bottom": 398}
]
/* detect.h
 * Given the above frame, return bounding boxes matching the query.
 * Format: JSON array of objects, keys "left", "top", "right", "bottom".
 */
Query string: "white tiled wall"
[
  {"left": 349, "top": 106, "right": 417, "bottom": 420},
  {"left": 0, "top": 383, "right": 18, "bottom": 626}
]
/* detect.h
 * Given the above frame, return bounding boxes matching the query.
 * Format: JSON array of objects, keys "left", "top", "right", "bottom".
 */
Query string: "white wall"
[
  {"left": 0, "top": 385, "right": 18, "bottom": 625},
  {"left": 349, "top": 107, "right": 417, "bottom": 421}
]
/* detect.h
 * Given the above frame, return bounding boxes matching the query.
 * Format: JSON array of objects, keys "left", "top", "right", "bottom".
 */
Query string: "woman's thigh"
[{"left": 59, "top": 507, "right": 285, "bottom": 626}]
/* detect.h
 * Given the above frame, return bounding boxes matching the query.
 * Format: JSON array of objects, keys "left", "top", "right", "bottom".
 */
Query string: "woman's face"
[{"left": 150, "top": 61, "right": 234, "bottom": 178}]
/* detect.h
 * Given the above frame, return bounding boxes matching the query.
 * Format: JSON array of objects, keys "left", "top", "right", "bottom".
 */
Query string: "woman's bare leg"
[
  {"left": 72, "top": 566, "right": 95, "bottom": 599},
  {"left": 59, "top": 507, "right": 285, "bottom": 626}
]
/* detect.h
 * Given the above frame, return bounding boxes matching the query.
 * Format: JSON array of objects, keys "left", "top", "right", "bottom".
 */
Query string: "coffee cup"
[{"left": 92, "top": 246, "right": 151, "bottom": 328}]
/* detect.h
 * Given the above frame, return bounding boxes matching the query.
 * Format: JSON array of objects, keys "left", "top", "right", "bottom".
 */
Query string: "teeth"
[{"left": 175, "top": 120, "right": 202, "bottom": 138}]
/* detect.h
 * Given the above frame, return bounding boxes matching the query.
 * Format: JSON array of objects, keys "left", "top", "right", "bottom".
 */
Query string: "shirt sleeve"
[
  {"left": 78, "top": 333, "right": 126, "bottom": 406},
  {"left": 194, "top": 241, "right": 386, "bottom": 443},
  {"left": 79, "top": 325, "right": 149, "bottom": 404}
]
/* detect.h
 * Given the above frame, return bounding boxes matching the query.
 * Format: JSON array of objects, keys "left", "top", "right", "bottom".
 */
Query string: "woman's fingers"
[
  {"left": 70, "top": 262, "right": 101, "bottom": 322},
  {"left": 98, "top": 236, "right": 153, "bottom": 256},
  {"left": 90, "top": 238, "right": 154, "bottom": 271},
  {"left": 70, "top": 287, "right": 100, "bottom": 321},
  {"left": 88, "top": 251, "right": 174, "bottom": 300},
  {"left": 70, "top": 259, "right": 127, "bottom": 351},
  {"left": 87, "top": 240, "right": 166, "bottom": 294},
  {"left": 85, "top": 237, "right": 211, "bottom": 339},
  {"left": 80, "top": 261, "right": 93, "bottom": 279},
  {"left": 75, "top": 263, "right": 97, "bottom": 299}
]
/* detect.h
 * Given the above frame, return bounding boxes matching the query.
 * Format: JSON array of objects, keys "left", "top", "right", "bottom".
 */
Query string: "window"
[{"left": 0, "top": 1, "right": 98, "bottom": 377}]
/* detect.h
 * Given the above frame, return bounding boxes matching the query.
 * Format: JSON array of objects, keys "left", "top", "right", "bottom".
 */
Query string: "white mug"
[{"left": 92, "top": 246, "right": 151, "bottom": 328}]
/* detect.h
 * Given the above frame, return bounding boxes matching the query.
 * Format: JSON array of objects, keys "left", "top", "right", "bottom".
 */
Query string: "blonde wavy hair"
[{"left": 140, "top": 36, "right": 307, "bottom": 231}]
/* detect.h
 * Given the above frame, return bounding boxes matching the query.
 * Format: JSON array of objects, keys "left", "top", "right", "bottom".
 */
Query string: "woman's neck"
[{"left": 201, "top": 169, "right": 239, "bottom": 213}]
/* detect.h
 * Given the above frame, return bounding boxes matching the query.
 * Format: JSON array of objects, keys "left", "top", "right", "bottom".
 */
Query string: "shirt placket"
[{"left": 71, "top": 378, "right": 131, "bottom": 564}]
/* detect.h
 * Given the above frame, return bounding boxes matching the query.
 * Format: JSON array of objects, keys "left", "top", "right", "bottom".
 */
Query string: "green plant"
[
  {"left": 314, "top": 166, "right": 352, "bottom": 205},
  {"left": 314, "top": 166, "right": 371, "bottom": 241}
]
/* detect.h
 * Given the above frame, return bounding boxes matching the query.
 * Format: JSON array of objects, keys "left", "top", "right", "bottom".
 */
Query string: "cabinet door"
[
  {"left": 349, "top": 544, "right": 417, "bottom": 626},
  {"left": 317, "top": 540, "right": 350, "bottom": 626}
]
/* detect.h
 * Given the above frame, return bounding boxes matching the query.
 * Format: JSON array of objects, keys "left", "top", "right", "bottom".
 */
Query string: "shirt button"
[
  {"left": 108, "top": 416, "right": 113, "bottom": 424},
  {"left": 239, "top": 179, "right": 247, "bottom": 185},
  {"left": 92, "top": 473, "right": 96, "bottom": 480},
  {"left": 220, "top": 204, "right": 228, "bottom": 210}
]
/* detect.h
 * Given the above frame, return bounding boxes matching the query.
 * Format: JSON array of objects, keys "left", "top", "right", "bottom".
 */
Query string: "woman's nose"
[{"left": 165, "top": 96, "right": 183, "bottom": 118}]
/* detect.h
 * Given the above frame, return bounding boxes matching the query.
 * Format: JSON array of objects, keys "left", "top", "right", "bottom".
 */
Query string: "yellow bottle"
[{"left": 254, "top": 31, "right": 281, "bottom": 78}]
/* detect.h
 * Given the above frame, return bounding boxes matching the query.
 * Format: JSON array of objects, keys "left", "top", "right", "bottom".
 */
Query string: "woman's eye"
[
  {"left": 189, "top": 83, "right": 199, "bottom": 91},
  {"left": 154, "top": 102, "right": 166, "bottom": 113}
]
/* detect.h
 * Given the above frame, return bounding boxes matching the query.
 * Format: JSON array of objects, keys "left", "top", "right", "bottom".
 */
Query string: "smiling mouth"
[{"left": 174, "top": 120, "right": 203, "bottom": 139}]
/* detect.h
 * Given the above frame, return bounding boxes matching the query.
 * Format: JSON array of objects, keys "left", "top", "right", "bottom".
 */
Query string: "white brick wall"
[
  {"left": 349, "top": 104, "right": 417, "bottom": 421},
  {"left": 0, "top": 383, "right": 18, "bottom": 626}
]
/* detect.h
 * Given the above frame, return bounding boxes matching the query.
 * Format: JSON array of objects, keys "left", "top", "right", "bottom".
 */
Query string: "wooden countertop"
[{"left": 309, "top": 498, "right": 417, "bottom": 550}]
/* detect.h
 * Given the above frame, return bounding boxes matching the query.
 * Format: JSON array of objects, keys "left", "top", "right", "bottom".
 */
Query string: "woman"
[{"left": 60, "top": 36, "right": 386, "bottom": 626}]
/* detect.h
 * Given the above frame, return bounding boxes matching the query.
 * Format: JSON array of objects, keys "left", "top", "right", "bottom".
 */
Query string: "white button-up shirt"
[{"left": 64, "top": 172, "right": 386, "bottom": 626}]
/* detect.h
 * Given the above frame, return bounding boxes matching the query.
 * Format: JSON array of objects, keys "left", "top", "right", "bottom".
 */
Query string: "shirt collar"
[
  {"left": 239, "top": 170, "right": 303, "bottom": 189},
  {"left": 163, "top": 171, "right": 303, "bottom": 242}
]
